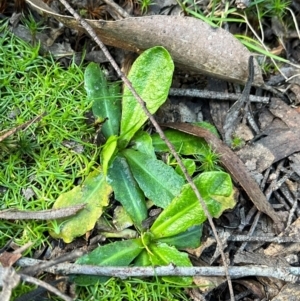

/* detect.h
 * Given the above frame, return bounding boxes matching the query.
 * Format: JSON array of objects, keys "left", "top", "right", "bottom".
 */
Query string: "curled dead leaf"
[{"left": 26, "top": 0, "right": 264, "bottom": 86}]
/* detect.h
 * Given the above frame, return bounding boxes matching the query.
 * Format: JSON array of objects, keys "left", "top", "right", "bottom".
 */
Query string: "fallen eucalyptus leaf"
[{"left": 26, "top": 0, "right": 263, "bottom": 86}]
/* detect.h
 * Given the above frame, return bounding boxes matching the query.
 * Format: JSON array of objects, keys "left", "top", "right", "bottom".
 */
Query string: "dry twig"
[
  {"left": 0, "top": 204, "right": 86, "bottom": 220},
  {"left": 169, "top": 88, "right": 269, "bottom": 103},
  {"left": 15, "top": 259, "right": 300, "bottom": 283}
]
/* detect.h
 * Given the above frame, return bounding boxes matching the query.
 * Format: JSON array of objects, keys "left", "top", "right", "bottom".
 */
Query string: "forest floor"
[{"left": 1, "top": 0, "right": 300, "bottom": 300}]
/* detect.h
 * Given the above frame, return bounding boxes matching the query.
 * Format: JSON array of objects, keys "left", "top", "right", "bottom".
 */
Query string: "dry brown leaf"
[
  {"left": 264, "top": 217, "right": 300, "bottom": 257},
  {"left": 0, "top": 252, "right": 22, "bottom": 268},
  {"left": 237, "top": 98, "right": 300, "bottom": 172},
  {"left": 234, "top": 279, "right": 265, "bottom": 299},
  {"left": 271, "top": 283, "right": 300, "bottom": 301},
  {"left": 26, "top": 0, "right": 264, "bottom": 86},
  {"left": 193, "top": 276, "right": 226, "bottom": 293},
  {"left": 0, "top": 267, "right": 20, "bottom": 301}
]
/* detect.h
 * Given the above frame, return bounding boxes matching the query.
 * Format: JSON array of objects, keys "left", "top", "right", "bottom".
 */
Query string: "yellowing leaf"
[{"left": 49, "top": 169, "right": 112, "bottom": 243}]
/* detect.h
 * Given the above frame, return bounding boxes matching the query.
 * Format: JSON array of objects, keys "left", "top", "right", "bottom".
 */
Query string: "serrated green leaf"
[
  {"left": 101, "top": 135, "right": 118, "bottom": 175},
  {"left": 152, "top": 129, "right": 208, "bottom": 155},
  {"left": 150, "top": 171, "right": 235, "bottom": 239},
  {"left": 157, "top": 225, "right": 202, "bottom": 249},
  {"left": 122, "top": 149, "right": 184, "bottom": 208},
  {"left": 120, "top": 46, "right": 174, "bottom": 147},
  {"left": 49, "top": 169, "right": 112, "bottom": 243},
  {"left": 73, "top": 238, "right": 144, "bottom": 285},
  {"left": 107, "top": 154, "right": 147, "bottom": 228},
  {"left": 84, "top": 62, "right": 121, "bottom": 138},
  {"left": 149, "top": 243, "right": 192, "bottom": 285}
]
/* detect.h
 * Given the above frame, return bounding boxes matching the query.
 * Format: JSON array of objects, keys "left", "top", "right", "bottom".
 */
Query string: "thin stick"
[
  {"left": 15, "top": 260, "right": 300, "bottom": 282},
  {"left": 58, "top": 0, "right": 234, "bottom": 298},
  {"left": 0, "top": 204, "right": 86, "bottom": 220},
  {"left": 102, "top": 0, "right": 131, "bottom": 18},
  {"left": 228, "top": 234, "right": 300, "bottom": 243},
  {"left": 19, "top": 274, "right": 73, "bottom": 301},
  {"left": 0, "top": 113, "right": 45, "bottom": 142},
  {"left": 286, "top": 7, "right": 300, "bottom": 40},
  {"left": 169, "top": 88, "right": 269, "bottom": 103},
  {"left": 20, "top": 250, "right": 85, "bottom": 276}
]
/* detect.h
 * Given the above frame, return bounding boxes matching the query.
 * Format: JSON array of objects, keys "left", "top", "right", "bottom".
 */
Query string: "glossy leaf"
[
  {"left": 175, "top": 158, "right": 196, "bottom": 177},
  {"left": 122, "top": 149, "right": 184, "bottom": 208},
  {"left": 150, "top": 171, "right": 235, "bottom": 239},
  {"left": 84, "top": 62, "right": 121, "bottom": 138},
  {"left": 101, "top": 135, "right": 118, "bottom": 175},
  {"left": 107, "top": 154, "right": 147, "bottom": 228},
  {"left": 131, "top": 131, "right": 156, "bottom": 158},
  {"left": 134, "top": 249, "right": 151, "bottom": 266},
  {"left": 49, "top": 169, "right": 112, "bottom": 243},
  {"left": 120, "top": 46, "right": 174, "bottom": 147},
  {"left": 157, "top": 225, "right": 202, "bottom": 249},
  {"left": 73, "top": 238, "right": 144, "bottom": 285},
  {"left": 149, "top": 243, "right": 192, "bottom": 285},
  {"left": 152, "top": 129, "right": 208, "bottom": 155}
]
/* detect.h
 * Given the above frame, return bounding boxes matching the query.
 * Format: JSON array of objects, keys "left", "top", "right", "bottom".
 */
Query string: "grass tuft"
[{"left": 0, "top": 18, "right": 99, "bottom": 251}]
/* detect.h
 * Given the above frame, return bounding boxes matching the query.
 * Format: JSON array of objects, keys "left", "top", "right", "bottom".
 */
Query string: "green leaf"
[
  {"left": 120, "top": 46, "right": 174, "bottom": 147},
  {"left": 157, "top": 225, "right": 202, "bottom": 249},
  {"left": 193, "top": 121, "right": 220, "bottom": 137},
  {"left": 122, "top": 149, "right": 184, "bottom": 208},
  {"left": 101, "top": 135, "right": 118, "bottom": 175},
  {"left": 134, "top": 249, "right": 151, "bottom": 266},
  {"left": 49, "top": 169, "right": 112, "bottom": 243},
  {"left": 73, "top": 238, "right": 144, "bottom": 285},
  {"left": 107, "top": 154, "right": 147, "bottom": 228},
  {"left": 150, "top": 171, "right": 235, "bottom": 239},
  {"left": 175, "top": 158, "right": 196, "bottom": 177},
  {"left": 131, "top": 131, "right": 156, "bottom": 158},
  {"left": 149, "top": 243, "right": 192, "bottom": 285},
  {"left": 84, "top": 62, "right": 121, "bottom": 138},
  {"left": 152, "top": 129, "right": 208, "bottom": 155}
]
